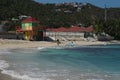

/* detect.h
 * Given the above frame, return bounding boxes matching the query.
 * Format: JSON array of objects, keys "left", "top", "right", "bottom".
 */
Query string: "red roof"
[
  {"left": 67, "top": 26, "right": 82, "bottom": 32},
  {"left": 22, "top": 16, "right": 38, "bottom": 23},
  {"left": 46, "top": 26, "right": 94, "bottom": 32},
  {"left": 56, "top": 27, "right": 67, "bottom": 32}
]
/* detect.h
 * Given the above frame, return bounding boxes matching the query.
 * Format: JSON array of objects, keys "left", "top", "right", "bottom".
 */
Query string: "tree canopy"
[{"left": 0, "top": 0, "right": 120, "bottom": 39}]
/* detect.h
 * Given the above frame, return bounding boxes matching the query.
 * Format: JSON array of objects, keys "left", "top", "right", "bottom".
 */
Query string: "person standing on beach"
[{"left": 56, "top": 39, "right": 61, "bottom": 46}]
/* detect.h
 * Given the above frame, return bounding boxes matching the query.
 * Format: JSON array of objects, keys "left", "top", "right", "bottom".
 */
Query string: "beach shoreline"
[
  {"left": 0, "top": 39, "right": 120, "bottom": 80},
  {"left": 0, "top": 39, "right": 120, "bottom": 50}
]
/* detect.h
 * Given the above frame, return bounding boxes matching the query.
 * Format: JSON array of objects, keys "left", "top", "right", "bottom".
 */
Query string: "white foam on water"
[
  {"left": 0, "top": 59, "right": 117, "bottom": 80},
  {"left": 0, "top": 50, "right": 49, "bottom": 80},
  {"left": 37, "top": 47, "right": 46, "bottom": 50},
  {"left": 0, "top": 60, "right": 52, "bottom": 80},
  {"left": 0, "top": 62, "right": 52, "bottom": 80},
  {"left": 0, "top": 60, "right": 10, "bottom": 70},
  {"left": 1, "top": 69, "right": 52, "bottom": 80},
  {"left": 0, "top": 50, "right": 11, "bottom": 76}
]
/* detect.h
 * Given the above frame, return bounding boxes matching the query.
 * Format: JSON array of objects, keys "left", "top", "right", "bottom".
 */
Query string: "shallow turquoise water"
[{"left": 0, "top": 44, "right": 120, "bottom": 80}]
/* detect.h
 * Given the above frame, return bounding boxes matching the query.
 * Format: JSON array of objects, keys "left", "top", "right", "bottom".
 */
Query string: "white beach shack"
[{"left": 46, "top": 26, "right": 94, "bottom": 41}]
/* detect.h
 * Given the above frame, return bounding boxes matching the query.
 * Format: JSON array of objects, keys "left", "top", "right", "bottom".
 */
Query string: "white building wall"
[{"left": 46, "top": 31, "right": 85, "bottom": 41}]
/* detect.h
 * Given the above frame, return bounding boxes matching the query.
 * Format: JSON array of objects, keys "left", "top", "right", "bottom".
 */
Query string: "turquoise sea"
[{"left": 0, "top": 44, "right": 120, "bottom": 80}]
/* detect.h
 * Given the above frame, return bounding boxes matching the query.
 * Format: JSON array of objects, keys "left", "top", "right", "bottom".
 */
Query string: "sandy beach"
[
  {"left": 0, "top": 39, "right": 119, "bottom": 50},
  {"left": 0, "top": 39, "right": 120, "bottom": 80}
]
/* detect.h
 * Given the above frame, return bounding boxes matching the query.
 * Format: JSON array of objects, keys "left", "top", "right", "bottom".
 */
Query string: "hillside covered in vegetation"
[{"left": 0, "top": 0, "right": 120, "bottom": 39}]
